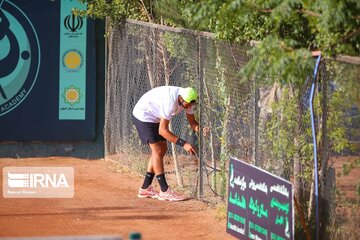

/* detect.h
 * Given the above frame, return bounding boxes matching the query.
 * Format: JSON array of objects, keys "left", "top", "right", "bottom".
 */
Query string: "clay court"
[{"left": 0, "top": 157, "right": 233, "bottom": 240}]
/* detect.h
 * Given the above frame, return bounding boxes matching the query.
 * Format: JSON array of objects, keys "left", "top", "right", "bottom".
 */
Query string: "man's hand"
[
  {"left": 202, "top": 127, "right": 210, "bottom": 137},
  {"left": 183, "top": 143, "right": 197, "bottom": 155},
  {"left": 195, "top": 126, "right": 210, "bottom": 137}
]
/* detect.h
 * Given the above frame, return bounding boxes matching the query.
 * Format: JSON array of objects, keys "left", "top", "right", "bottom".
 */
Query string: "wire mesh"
[
  {"left": 317, "top": 60, "right": 360, "bottom": 240},
  {"left": 104, "top": 19, "right": 360, "bottom": 239}
]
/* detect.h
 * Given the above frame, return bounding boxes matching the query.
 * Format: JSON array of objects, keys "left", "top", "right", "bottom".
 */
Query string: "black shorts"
[{"left": 133, "top": 117, "right": 166, "bottom": 144}]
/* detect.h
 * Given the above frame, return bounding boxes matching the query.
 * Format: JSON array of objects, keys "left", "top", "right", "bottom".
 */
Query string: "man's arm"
[
  {"left": 159, "top": 118, "right": 178, "bottom": 143},
  {"left": 159, "top": 118, "right": 196, "bottom": 155}
]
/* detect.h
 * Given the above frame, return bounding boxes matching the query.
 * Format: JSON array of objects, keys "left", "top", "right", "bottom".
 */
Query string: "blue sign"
[{"left": 59, "top": 0, "right": 87, "bottom": 120}]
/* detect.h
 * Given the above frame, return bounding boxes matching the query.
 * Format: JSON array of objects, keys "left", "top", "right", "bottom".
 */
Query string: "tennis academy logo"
[
  {"left": 0, "top": 0, "right": 40, "bottom": 116},
  {"left": 3, "top": 167, "right": 74, "bottom": 198}
]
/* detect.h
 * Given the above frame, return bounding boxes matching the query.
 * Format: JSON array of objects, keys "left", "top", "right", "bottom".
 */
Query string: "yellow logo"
[
  {"left": 62, "top": 50, "right": 83, "bottom": 71},
  {"left": 62, "top": 85, "right": 82, "bottom": 106}
]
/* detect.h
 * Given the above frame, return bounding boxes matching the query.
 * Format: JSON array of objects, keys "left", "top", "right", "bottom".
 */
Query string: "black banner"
[
  {"left": 0, "top": 0, "right": 96, "bottom": 141},
  {"left": 227, "top": 157, "right": 294, "bottom": 240}
]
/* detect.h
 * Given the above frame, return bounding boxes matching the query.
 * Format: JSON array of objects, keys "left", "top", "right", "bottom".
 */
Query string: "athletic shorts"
[{"left": 133, "top": 117, "right": 166, "bottom": 144}]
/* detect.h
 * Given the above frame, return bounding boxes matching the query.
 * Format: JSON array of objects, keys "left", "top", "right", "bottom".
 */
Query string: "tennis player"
[{"left": 133, "top": 86, "right": 199, "bottom": 201}]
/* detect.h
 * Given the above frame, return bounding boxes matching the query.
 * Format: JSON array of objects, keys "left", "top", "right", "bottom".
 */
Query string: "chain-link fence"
[
  {"left": 317, "top": 60, "right": 360, "bottom": 240},
  {"left": 104, "top": 19, "right": 360, "bottom": 239}
]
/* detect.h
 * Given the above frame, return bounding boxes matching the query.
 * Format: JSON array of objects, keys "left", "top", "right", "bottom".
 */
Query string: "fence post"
[
  {"left": 253, "top": 77, "right": 260, "bottom": 166},
  {"left": 198, "top": 36, "right": 204, "bottom": 199}
]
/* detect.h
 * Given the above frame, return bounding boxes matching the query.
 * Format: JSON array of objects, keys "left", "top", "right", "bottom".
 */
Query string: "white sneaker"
[
  {"left": 138, "top": 186, "right": 159, "bottom": 199},
  {"left": 158, "top": 187, "right": 187, "bottom": 202}
]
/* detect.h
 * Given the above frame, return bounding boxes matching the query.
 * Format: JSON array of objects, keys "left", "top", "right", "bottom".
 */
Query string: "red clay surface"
[
  {"left": 0, "top": 157, "right": 233, "bottom": 240},
  {"left": 332, "top": 156, "right": 360, "bottom": 200}
]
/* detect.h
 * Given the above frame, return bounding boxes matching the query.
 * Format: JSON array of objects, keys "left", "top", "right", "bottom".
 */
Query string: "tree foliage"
[
  {"left": 75, "top": 0, "right": 149, "bottom": 23},
  {"left": 178, "top": 0, "right": 360, "bottom": 85},
  {"left": 182, "top": 0, "right": 360, "bottom": 54},
  {"left": 77, "top": 0, "right": 359, "bottom": 89}
]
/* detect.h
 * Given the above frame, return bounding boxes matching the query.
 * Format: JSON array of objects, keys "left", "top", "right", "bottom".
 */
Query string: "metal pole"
[
  {"left": 309, "top": 54, "right": 321, "bottom": 240},
  {"left": 253, "top": 77, "right": 260, "bottom": 166},
  {"left": 198, "top": 36, "right": 204, "bottom": 199}
]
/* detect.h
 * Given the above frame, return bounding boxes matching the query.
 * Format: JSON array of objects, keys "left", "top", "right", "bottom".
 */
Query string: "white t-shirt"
[{"left": 133, "top": 86, "right": 194, "bottom": 123}]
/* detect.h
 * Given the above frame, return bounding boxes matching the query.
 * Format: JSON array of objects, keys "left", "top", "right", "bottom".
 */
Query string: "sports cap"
[{"left": 179, "top": 87, "right": 198, "bottom": 103}]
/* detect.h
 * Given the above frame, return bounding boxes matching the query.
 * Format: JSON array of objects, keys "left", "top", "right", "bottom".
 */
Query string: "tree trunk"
[
  {"left": 144, "top": 32, "right": 155, "bottom": 88},
  {"left": 159, "top": 31, "right": 184, "bottom": 187},
  {"left": 220, "top": 96, "right": 231, "bottom": 197},
  {"left": 202, "top": 69, "right": 217, "bottom": 190},
  {"left": 138, "top": 3, "right": 184, "bottom": 187},
  {"left": 307, "top": 172, "right": 315, "bottom": 218},
  {"left": 291, "top": 86, "right": 303, "bottom": 202}
]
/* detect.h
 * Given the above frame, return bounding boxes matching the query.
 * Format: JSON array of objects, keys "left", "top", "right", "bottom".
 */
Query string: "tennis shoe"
[
  {"left": 158, "top": 187, "right": 187, "bottom": 202},
  {"left": 138, "top": 186, "right": 159, "bottom": 199}
]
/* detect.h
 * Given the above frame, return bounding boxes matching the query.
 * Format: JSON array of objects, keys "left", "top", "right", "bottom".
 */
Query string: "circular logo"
[
  {"left": 66, "top": 88, "right": 79, "bottom": 102},
  {"left": 0, "top": 1, "right": 40, "bottom": 116},
  {"left": 62, "top": 49, "right": 83, "bottom": 72},
  {"left": 62, "top": 85, "right": 82, "bottom": 106}
]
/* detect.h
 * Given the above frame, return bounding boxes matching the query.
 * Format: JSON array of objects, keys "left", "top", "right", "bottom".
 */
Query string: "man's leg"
[
  {"left": 149, "top": 141, "right": 168, "bottom": 192},
  {"left": 140, "top": 156, "right": 155, "bottom": 189},
  {"left": 145, "top": 140, "right": 187, "bottom": 201},
  {"left": 138, "top": 149, "right": 163, "bottom": 198},
  {"left": 134, "top": 118, "right": 166, "bottom": 198},
  {"left": 146, "top": 155, "right": 154, "bottom": 174}
]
